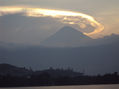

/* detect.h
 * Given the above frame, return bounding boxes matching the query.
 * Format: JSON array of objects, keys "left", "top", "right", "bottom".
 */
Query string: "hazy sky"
[
  {"left": 0, "top": 0, "right": 119, "bottom": 75},
  {"left": 0, "top": 0, "right": 119, "bottom": 45}
]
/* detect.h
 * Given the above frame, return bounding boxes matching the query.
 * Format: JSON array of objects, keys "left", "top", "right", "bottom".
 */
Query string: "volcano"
[{"left": 40, "top": 26, "right": 92, "bottom": 47}]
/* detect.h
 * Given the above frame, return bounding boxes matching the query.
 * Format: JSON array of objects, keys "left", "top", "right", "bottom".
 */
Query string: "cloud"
[
  {"left": 0, "top": 7, "right": 104, "bottom": 36},
  {"left": 0, "top": 13, "right": 64, "bottom": 45},
  {"left": 0, "top": 6, "right": 119, "bottom": 45}
]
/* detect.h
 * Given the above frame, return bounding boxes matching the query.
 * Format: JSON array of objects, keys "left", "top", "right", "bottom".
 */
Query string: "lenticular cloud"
[{"left": 0, "top": 6, "right": 104, "bottom": 35}]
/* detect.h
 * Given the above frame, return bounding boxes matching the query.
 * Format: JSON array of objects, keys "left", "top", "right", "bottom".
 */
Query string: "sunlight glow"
[{"left": 0, "top": 7, "right": 104, "bottom": 36}]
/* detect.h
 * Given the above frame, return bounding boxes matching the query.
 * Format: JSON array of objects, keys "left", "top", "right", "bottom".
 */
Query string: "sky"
[
  {"left": 0, "top": 0, "right": 119, "bottom": 45},
  {"left": 0, "top": 0, "right": 119, "bottom": 74}
]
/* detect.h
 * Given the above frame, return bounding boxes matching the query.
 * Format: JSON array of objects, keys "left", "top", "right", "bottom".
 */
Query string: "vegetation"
[{"left": 0, "top": 64, "right": 119, "bottom": 87}]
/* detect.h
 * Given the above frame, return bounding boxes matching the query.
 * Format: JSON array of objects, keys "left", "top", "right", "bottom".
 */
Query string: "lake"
[{"left": 0, "top": 84, "right": 119, "bottom": 89}]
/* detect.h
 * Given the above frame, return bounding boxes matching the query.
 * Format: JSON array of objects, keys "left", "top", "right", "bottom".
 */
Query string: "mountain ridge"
[{"left": 40, "top": 26, "right": 92, "bottom": 47}]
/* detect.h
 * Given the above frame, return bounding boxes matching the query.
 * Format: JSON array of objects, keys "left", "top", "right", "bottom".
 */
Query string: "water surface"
[{"left": 1, "top": 84, "right": 119, "bottom": 89}]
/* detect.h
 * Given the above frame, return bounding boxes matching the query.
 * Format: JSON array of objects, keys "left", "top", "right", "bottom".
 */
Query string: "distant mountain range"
[
  {"left": 0, "top": 26, "right": 119, "bottom": 75},
  {"left": 40, "top": 26, "right": 119, "bottom": 47},
  {"left": 0, "top": 38, "right": 119, "bottom": 74}
]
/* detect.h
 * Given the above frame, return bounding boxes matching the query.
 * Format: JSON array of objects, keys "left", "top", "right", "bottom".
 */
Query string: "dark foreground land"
[{"left": 0, "top": 63, "right": 119, "bottom": 87}]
